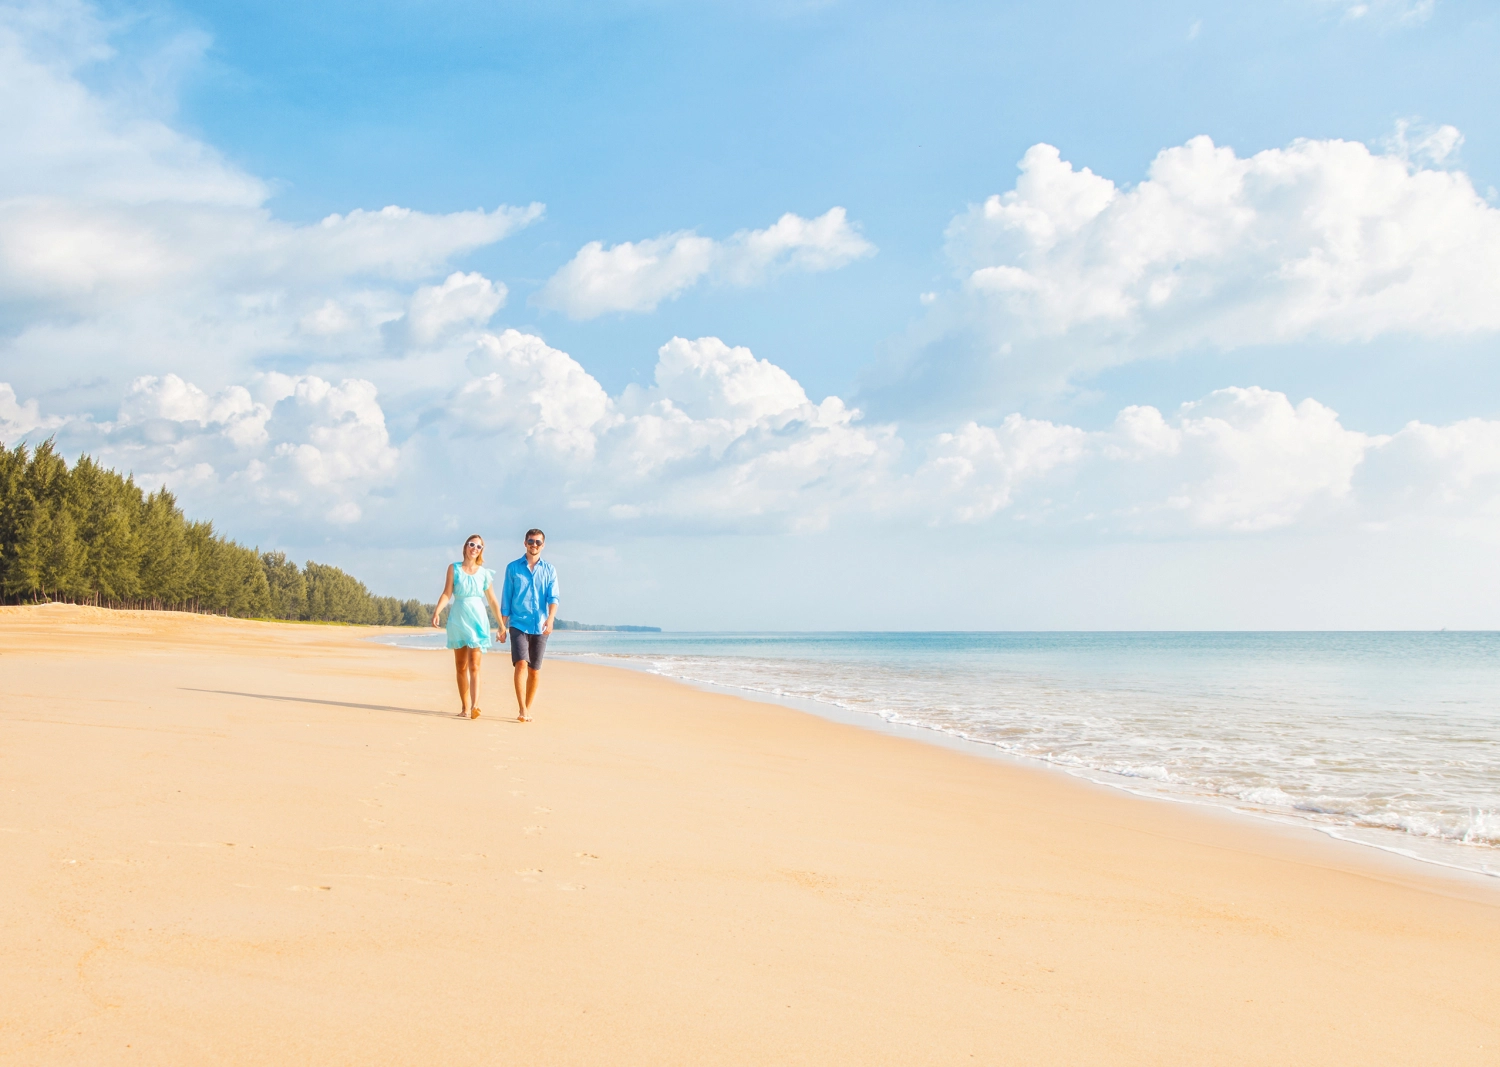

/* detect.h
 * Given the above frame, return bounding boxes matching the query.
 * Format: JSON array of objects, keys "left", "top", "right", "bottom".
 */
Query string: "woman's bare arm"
[
  {"left": 485, "top": 584, "right": 507, "bottom": 641},
  {"left": 430, "top": 565, "right": 455, "bottom": 627}
]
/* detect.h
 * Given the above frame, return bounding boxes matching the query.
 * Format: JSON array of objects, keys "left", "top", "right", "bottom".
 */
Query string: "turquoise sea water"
[{"left": 381, "top": 630, "right": 1500, "bottom": 877}]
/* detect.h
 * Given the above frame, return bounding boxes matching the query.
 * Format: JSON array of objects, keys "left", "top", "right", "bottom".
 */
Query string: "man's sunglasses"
[{"left": 526, "top": 538, "right": 543, "bottom": 546}]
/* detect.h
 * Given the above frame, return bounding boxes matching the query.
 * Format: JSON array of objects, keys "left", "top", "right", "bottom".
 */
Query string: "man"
[{"left": 500, "top": 528, "right": 559, "bottom": 722}]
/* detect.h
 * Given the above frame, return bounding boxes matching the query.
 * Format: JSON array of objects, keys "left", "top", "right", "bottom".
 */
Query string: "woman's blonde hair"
[{"left": 463, "top": 533, "right": 486, "bottom": 565}]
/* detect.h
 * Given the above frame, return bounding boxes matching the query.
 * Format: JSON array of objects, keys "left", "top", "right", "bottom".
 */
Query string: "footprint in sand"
[
  {"left": 515, "top": 868, "right": 543, "bottom": 882},
  {"left": 533, "top": 806, "right": 552, "bottom": 814},
  {"left": 363, "top": 818, "right": 385, "bottom": 828},
  {"left": 574, "top": 852, "right": 599, "bottom": 862},
  {"left": 509, "top": 790, "right": 526, "bottom": 797},
  {"left": 555, "top": 883, "right": 585, "bottom": 891},
  {"left": 523, "top": 825, "right": 545, "bottom": 835}
]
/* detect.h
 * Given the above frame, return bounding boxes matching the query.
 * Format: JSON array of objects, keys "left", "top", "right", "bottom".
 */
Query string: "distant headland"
[{"left": 553, "top": 620, "right": 661, "bottom": 633}]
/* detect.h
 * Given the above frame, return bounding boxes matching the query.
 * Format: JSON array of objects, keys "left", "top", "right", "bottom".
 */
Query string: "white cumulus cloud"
[
  {"left": 10, "top": 352, "right": 1500, "bottom": 546},
  {"left": 1359, "top": 418, "right": 1500, "bottom": 520},
  {"left": 880, "top": 130, "right": 1500, "bottom": 417},
  {"left": 388, "top": 271, "right": 508, "bottom": 348},
  {"left": 7, "top": 371, "right": 403, "bottom": 529},
  {"left": 438, "top": 332, "right": 898, "bottom": 530},
  {"left": 917, "top": 416, "right": 1090, "bottom": 523},
  {"left": 259, "top": 374, "right": 400, "bottom": 496},
  {"left": 953, "top": 134, "right": 1500, "bottom": 345},
  {"left": 0, "top": 381, "right": 61, "bottom": 439},
  {"left": 118, "top": 373, "right": 272, "bottom": 448},
  {"left": 535, "top": 207, "right": 875, "bottom": 318},
  {"left": 637, "top": 336, "right": 812, "bottom": 424},
  {"left": 914, "top": 387, "right": 1375, "bottom": 533},
  {"left": 453, "top": 329, "right": 613, "bottom": 458}
]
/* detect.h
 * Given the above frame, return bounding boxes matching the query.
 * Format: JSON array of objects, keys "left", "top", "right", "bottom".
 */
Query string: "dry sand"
[{"left": 2, "top": 605, "right": 1498, "bottom": 1065}]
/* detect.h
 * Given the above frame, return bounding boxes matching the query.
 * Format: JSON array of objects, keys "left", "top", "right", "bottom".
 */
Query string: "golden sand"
[{"left": 2, "top": 605, "right": 1497, "bottom": 1065}]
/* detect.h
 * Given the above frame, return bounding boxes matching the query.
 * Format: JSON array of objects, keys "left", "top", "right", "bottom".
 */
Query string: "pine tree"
[
  {"left": 73, "top": 456, "right": 143, "bottom": 604},
  {"left": 6, "top": 443, "right": 59, "bottom": 600},
  {"left": 224, "top": 542, "right": 272, "bottom": 617},
  {"left": 137, "top": 489, "right": 192, "bottom": 608},
  {"left": 0, "top": 444, "right": 24, "bottom": 596},
  {"left": 261, "top": 552, "right": 307, "bottom": 619}
]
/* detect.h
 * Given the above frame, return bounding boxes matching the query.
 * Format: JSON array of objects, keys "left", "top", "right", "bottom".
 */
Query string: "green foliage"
[
  {"left": 400, "top": 599, "right": 428, "bottom": 626},
  {"left": 261, "top": 551, "right": 307, "bottom": 619},
  {"left": 0, "top": 439, "right": 421, "bottom": 625},
  {"left": 304, "top": 561, "right": 376, "bottom": 623}
]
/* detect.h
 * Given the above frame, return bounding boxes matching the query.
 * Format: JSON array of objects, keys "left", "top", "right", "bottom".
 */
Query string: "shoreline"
[
  {"left": 581, "top": 654, "right": 1500, "bottom": 891},
  {"left": 578, "top": 653, "right": 1500, "bottom": 891},
  {"left": 6, "top": 606, "right": 1500, "bottom": 1064},
  {"left": 373, "top": 630, "right": 1500, "bottom": 891}
]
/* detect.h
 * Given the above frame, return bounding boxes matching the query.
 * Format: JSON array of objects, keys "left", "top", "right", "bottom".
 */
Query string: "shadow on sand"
[{"left": 181, "top": 688, "right": 453, "bottom": 719}]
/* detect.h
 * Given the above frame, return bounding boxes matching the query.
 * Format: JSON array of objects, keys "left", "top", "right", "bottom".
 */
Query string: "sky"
[{"left": 3, "top": 0, "right": 1500, "bottom": 629}]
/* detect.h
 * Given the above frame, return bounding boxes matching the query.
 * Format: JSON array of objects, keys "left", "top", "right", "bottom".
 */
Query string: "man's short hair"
[{"left": 525, "top": 528, "right": 545, "bottom": 542}]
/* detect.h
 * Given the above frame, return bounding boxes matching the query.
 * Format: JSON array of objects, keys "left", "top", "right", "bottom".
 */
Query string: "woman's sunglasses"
[{"left": 466, "top": 542, "right": 483, "bottom": 551}]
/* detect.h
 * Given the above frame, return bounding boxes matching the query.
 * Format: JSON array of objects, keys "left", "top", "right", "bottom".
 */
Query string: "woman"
[{"left": 431, "top": 534, "right": 506, "bottom": 718}]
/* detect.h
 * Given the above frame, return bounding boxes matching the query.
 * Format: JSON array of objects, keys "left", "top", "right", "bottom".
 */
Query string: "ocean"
[{"left": 378, "top": 629, "right": 1500, "bottom": 878}]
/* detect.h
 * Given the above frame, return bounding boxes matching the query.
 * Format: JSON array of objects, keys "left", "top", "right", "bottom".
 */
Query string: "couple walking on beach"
[{"left": 430, "top": 528, "right": 559, "bottom": 722}]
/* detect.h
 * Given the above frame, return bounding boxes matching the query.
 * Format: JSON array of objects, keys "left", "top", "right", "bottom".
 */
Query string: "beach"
[{"left": 3, "top": 606, "right": 1498, "bottom": 1065}]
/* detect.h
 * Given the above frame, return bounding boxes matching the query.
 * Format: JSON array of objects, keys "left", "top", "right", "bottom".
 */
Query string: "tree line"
[{"left": 0, "top": 440, "right": 428, "bottom": 625}]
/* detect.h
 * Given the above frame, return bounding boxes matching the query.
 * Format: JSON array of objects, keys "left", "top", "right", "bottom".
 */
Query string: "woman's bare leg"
[
  {"left": 466, "top": 647, "right": 482, "bottom": 715},
  {"left": 452, "top": 650, "right": 471, "bottom": 716}
]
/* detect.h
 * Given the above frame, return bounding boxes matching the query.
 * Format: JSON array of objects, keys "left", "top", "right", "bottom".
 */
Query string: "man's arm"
[{"left": 542, "top": 566, "right": 559, "bottom": 635}]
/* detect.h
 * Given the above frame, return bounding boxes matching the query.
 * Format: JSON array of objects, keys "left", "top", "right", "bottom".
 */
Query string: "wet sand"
[{"left": 2, "top": 605, "right": 1497, "bottom": 1065}]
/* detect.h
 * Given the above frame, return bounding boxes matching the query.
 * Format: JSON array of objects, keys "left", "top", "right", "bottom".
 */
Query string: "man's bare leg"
[
  {"left": 513, "top": 659, "right": 529, "bottom": 720},
  {"left": 523, "top": 667, "right": 540, "bottom": 717}
]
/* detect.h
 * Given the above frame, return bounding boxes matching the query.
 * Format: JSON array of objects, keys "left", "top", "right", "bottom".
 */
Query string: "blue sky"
[
  {"left": 157, "top": 0, "right": 1500, "bottom": 415},
  {"left": 4, "top": 0, "right": 1500, "bottom": 627}
]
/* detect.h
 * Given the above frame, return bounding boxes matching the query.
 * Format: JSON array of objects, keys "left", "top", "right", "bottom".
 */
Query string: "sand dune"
[{"left": 2, "top": 605, "right": 1497, "bottom": 1065}]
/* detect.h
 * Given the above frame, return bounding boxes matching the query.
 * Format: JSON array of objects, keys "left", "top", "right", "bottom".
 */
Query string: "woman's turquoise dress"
[{"left": 445, "top": 563, "right": 494, "bottom": 651}]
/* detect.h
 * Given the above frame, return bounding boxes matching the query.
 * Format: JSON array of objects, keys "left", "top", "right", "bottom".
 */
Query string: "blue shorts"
[{"left": 510, "top": 630, "right": 548, "bottom": 670}]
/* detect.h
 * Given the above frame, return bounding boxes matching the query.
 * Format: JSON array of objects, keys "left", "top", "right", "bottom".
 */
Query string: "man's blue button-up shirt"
[{"left": 500, "top": 557, "right": 559, "bottom": 634}]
